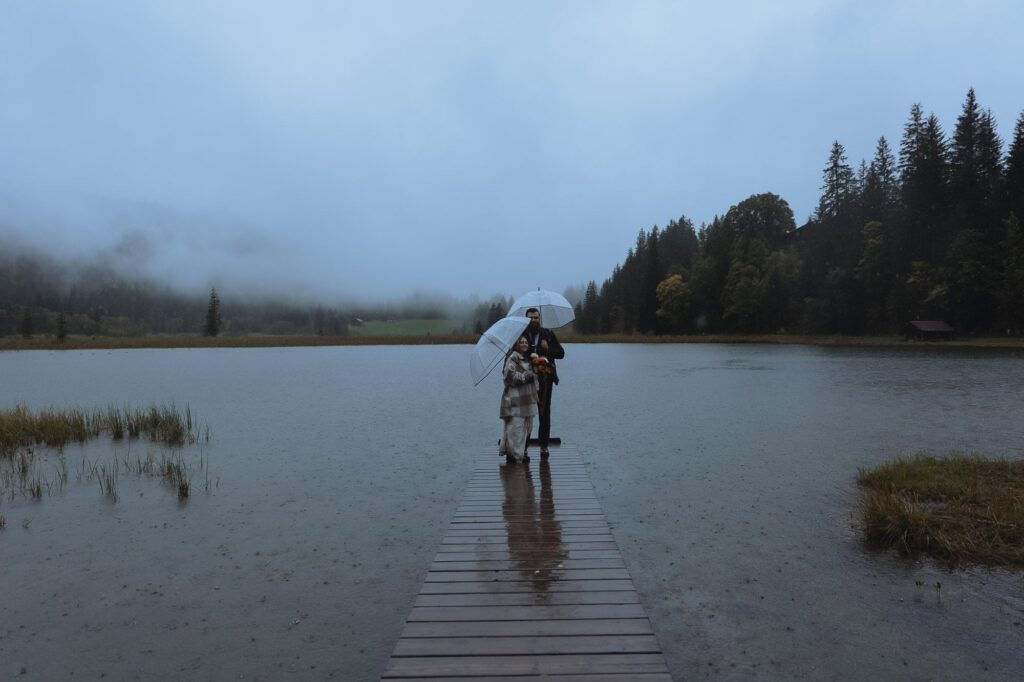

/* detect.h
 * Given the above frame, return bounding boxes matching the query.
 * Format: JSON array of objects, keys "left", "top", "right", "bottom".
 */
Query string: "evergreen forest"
[{"left": 573, "top": 90, "right": 1024, "bottom": 336}]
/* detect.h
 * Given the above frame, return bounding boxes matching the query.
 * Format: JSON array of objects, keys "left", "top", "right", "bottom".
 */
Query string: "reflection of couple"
[
  {"left": 500, "top": 460, "right": 566, "bottom": 592},
  {"left": 498, "top": 307, "right": 564, "bottom": 465}
]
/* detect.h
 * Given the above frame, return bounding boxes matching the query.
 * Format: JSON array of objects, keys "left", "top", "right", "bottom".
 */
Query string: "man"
[{"left": 524, "top": 307, "right": 565, "bottom": 459}]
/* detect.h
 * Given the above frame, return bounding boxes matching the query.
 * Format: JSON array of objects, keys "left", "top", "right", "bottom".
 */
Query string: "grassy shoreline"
[{"left": 3, "top": 332, "right": 1024, "bottom": 351}]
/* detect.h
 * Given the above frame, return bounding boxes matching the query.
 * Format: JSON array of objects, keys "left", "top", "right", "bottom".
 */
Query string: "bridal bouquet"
[{"left": 530, "top": 353, "right": 553, "bottom": 374}]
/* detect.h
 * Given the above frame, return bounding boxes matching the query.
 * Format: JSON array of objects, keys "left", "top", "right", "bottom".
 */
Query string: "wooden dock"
[{"left": 381, "top": 444, "right": 672, "bottom": 680}]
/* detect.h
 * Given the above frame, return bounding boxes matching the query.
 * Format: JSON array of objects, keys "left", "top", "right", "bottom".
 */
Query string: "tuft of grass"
[
  {"left": 158, "top": 454, "right": 190, "bottom": 500},
  {"left": 28, "top": 475, "right": 44, "bottom": 499},
  {"left": 857, "top": 453, "right": 1024, "bottom": 568},
  {"left": 97, "top": 463, "right": 119, "bottom": 502}
]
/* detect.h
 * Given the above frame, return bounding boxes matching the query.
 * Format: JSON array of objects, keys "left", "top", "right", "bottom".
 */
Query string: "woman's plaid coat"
[{"left": 500, "top": 351, "right": 539, "bottom": 418}]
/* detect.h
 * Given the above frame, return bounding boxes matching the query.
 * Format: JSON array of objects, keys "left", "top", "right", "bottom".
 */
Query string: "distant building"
[{"left": 905, "top": 320, "right": 954, "bottom": 341}]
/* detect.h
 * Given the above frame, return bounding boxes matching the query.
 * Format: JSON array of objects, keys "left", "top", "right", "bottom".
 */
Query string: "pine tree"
[
  {"left": 898, "top": 103, "right": 925, "bottom": 182},
  {"left": 204, "top": 288, "right": 222, "bottom": 337},
  {"left": 1005, "top": 112, "right": 1024, "bottom": 221},
  {"left": 951, "top": 88, "right": 982, "bottom": 213},
  {"left": 874, "top": 136, "right": 898, "bottom": 204},
  {"left": 977, "top": 110, "right": 1004, "bottom": 228},
  {"left": 57, "top": 311, "right": 67, "bottom": 341},
  {"left": 816, "top": 141, "right": 856, "bottom": 222},
  {"left": 637, "top": 226, "right": 662, "bottom": 333},
  {"left": 899, "top": 105, "right": 950, "bottom": 265},
  {"left": 921, "top": 113, "right": 951, "bottom": 225},
  {"left": 896, "top": 106, "right": 924, "bottom": 276},
  {"left": 861, "top": 137, "right": 898, "bottom": 223},
  {"left": 950, "top": 89, "right": 1003, "bottom": 235},
  {"left": 580, "top": 281, "right": 598, "bottom": 334}
]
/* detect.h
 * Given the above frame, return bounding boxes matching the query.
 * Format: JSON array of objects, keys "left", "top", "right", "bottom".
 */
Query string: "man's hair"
[{"left": 526, "top": 307, "right": 540, "bottom": 315}]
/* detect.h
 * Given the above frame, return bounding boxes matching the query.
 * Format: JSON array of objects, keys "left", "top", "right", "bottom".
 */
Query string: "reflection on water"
[{"left": 500, "top": 461, "right": 566, "bottom": 593}]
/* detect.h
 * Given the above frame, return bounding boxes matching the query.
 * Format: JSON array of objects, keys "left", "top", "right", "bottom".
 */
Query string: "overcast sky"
[{"left": 2, "top": 1, "right": 1022, "bottom": 303}]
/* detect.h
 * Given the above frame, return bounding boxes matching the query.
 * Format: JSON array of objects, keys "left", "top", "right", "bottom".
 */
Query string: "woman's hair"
[{"left": 506, "top": 334, "right": 530, "bottom": 359}]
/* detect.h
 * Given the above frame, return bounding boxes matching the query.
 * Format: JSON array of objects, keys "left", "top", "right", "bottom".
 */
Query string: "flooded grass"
[
  {"left": 0, "top": 404, "right": 210, "bottom": 503},
  {"left": 0, "top": 403, "right": 204, "bottom": 453},
  {"left": 857, "top": 454, "right": 1024, "bottom": 568},
  {"left": 2, "top": 446, "right": 208, "bottom": 503}
]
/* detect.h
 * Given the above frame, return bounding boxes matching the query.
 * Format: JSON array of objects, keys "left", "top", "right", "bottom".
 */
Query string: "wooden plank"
[
  {"left": 436, "top": 541, "right": 619, "bottom": 552},
  {"left": 399, "top": 618, "right": 653, "bottom": 638},
  {"left": 382, "top": 654, "right": 670, "bottom": 677},
  {"left": 428, "top": 548, "right": 618, "bottom": 557},
  {"left": 414, "top": 590, "right": 640, "bottom": 607},
  {"left": 429, "top": 558, "right": 626, "bottom": 571},
  {"left": 424, "top": 568, "right": 631, "bottom": 582},
  {"left": 381, "top": 676, "right": 671, "bottom": 682},
  {"left": 407, "top": 603, "right": 647, "bottom": 622},
  {"left": 456, "top": 503, "right": 598, "bottom": 509},
  {"left": 393, "top": 634, "right": 661, "bottom": 656},
  {"left": 445, "top": 520, "right": 609, "bottom": 529},
  {"left": 442, "top": 527, "right": 613, "bottom": 537},
  {"left": 439, "top": 533, "right": 616, "bottom": 544},
  {"left": 417, "top": 579, "right": 635, "bottom": 594}
]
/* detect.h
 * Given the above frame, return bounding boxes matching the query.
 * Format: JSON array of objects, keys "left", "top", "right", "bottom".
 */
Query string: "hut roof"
[{"left": 908, "top": 320, "right": 954, "bottom": 332}]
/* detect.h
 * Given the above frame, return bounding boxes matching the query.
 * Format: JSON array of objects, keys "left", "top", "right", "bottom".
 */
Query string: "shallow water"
[{"left": 1, "top": 344, "right": 1023, "bottom": 680}]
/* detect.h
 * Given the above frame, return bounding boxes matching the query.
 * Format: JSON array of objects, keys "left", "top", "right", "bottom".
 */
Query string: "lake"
[{"left": 2, "top": 344, "right": 1023, "bottom": 680}]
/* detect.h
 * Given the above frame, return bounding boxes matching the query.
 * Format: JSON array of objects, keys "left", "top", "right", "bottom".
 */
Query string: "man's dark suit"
[{"left": 526, "top": 326, "right": 564, "bottom": 451}]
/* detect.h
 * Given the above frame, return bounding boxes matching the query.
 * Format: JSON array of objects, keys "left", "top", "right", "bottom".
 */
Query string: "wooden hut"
[{"left": 905, "top": 320, "right": 954, "bottom": 341}]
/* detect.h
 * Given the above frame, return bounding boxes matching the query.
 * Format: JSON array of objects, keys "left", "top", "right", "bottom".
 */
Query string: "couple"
[{"left": 499, "top": 307, "right": 564, "bottom": 465}]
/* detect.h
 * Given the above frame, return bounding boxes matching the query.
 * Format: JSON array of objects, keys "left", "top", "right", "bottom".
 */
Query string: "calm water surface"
[{"left": 2, "top": 344, "right": 1023, "bottom": 680}]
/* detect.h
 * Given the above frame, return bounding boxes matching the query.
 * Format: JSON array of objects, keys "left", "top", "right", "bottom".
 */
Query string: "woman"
[{"left": 499, "top": 335, "right": 539, "bottom": 465}]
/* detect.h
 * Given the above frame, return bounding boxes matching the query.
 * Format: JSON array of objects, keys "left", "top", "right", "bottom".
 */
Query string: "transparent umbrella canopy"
[
  {"left": 469, "top": 315, "right": 531, "bottom": 386},
  {"left": 507, "top": 289, "right": 575, "bottom": 329}
]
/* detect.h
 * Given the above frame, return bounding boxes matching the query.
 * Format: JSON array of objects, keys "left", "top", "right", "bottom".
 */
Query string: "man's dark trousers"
[
  {"left": 537, "top": 374, "right": 553, "bottom": 449},
  {"left": 527, "top": 326, "right": 564, "bottom": 451}
]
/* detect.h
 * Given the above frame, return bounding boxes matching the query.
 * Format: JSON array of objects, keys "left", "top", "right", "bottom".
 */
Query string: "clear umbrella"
[
  {"left": 469, "top": 315, "right": 531, "bottom": 386},
  {"left": 507, "top": 289, "right": 575, "bottom": 329}
]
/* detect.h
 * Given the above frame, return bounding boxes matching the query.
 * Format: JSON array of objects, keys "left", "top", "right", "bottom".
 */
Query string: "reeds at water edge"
[
  {"left": 0, "top": 403, "right": 211, "bottom": 504},
  {"left": 0, "top": 403, "right": 205, "bottom": 454}
]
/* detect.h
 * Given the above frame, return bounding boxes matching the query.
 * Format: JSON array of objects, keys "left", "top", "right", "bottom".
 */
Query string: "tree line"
[
  {"left": 0, "top": 250, "right": 350, "bottom": 338},
  {"left": 574, "top": 89, "right": 1024, "bottom": 336},
  {"left": 0, "top": 243, "right": 525, "bottom": 339}
]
